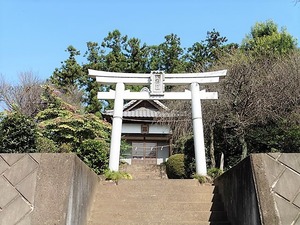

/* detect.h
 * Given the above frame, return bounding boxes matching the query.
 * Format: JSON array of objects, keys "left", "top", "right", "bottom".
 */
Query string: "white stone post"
[
  {"left": 109, "top": 82, "right": 125, "bottom": 171},
  {"left": 190, "top": 82, "right": 207, "bottom": 176}
]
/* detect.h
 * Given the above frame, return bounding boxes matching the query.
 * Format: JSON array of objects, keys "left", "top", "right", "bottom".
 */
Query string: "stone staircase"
[
  {"left": 87, "top": 165, "right": 230, "bottom": 225},
  {"left": 120, "top": 163, "right": 166, "bottom": 180}
]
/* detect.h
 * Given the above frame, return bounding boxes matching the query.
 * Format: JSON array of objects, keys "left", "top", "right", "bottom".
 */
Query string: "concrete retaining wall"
[
  {"left": 257, "top": 153, "right": 300, "bottom": 225},
  {"left": 215, "top": 153, "right": 300, "bottom": 225},
  {"left": 0, "top": 153, "right": 99, "bottom": 225},
  {"left": 214, "top": 155, "right": 261, "bottom": 225}
]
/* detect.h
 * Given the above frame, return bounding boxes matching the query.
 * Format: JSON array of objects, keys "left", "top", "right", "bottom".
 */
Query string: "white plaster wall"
[
  {"left": 149, "top": 124, "right": 171, "bottom": 134},
  {"left": 122, "top": 123, "right": 171, "bottom": 134}
]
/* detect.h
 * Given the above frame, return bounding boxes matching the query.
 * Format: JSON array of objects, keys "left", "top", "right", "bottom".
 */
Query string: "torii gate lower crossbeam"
[{"left": 89, "top": 69, "right": 227, "bottom": 176}]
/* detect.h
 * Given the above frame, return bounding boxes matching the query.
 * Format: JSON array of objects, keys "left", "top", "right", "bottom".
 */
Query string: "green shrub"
[
  {"left": 104, "top": 170, "right": 132, "bottom": 182},
  {"left": 207, "top": 167, "right": 223, "bottom": 179},
  {"left": 183, "top": 137, "right": 196, "bottom": 178},
  {"left": 192, "top": 174, "right": 207, "bottom": 184},
  {"left": 166, "top": 154, "right": 186, "bottom": 179},
  {"left": 0, "top": 112, "right": 37, "bottom": 153},
  {"left": 36, "top": 136, "right": 58, "bottom": 153},
  {"left": 192, "top": 174, "right": 213, "bottom": 184},
  {"left": 59, "top": 143, "right": 73, "bottom": 153},
  {"left": 77, "top": 139, "right": 109, "bottom": 174}
]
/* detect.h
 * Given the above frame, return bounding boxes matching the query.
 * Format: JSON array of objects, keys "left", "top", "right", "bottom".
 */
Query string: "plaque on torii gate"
[{"left": 89, "top": 69, "right": 227, "bottom": 175}]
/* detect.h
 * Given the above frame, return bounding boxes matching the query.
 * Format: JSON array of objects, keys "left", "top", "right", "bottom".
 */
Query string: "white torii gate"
[{"left": 89, "top": 69, "right": 227, "bottom": 175}]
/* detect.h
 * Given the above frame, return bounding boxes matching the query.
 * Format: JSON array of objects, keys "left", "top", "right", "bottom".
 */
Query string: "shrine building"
[{"left": 102, "top": 88, "right": 172, "bottom": 165}]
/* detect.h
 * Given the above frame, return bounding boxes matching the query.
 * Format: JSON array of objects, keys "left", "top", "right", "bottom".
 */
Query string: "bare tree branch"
[{"left": 0, "top": 71, "right": 45, "bottom": 117}]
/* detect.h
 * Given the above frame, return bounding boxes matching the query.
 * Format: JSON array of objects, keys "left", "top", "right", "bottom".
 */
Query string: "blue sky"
[{"left": 0, "top": 0, "right": 299, "bottom": 84}]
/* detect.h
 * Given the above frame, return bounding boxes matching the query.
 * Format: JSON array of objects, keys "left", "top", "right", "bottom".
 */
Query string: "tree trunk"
[
  {"left": 239, "top": 133, "right": 248, "bottom": 160},
  {"left": 209, "top": 124, "right": 216, "bottom": 168},
  {"left": 219, "top": 152, "right": 224, "bottom": 171}
]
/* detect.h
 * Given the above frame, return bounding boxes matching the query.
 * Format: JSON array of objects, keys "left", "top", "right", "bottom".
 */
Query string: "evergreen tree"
[
  {"left": 51, "top": 46, "right": 83, "bottom": 93},
  {"left": 0, "top": 112, "right": 37, "bottom": 153},
  {"left": 241, "top": 20, "right": 297, "bottom": 56}
]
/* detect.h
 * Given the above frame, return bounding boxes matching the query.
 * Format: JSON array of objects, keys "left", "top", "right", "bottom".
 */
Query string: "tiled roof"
[
  {"left": 102, "top": 87, "right": 171, "bottom": 118},
  {"left": 123, "top": 99, "right": 168, "bottom": 111},
  {"left": 103, "top": 107, "right": 171, "bottom": 118}
]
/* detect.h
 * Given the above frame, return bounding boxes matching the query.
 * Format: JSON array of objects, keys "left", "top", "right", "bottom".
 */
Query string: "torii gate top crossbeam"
[
  {"left": 88, "top": 69, "right": 227, "bottom": 85},
  {"left": 97, "top": 89, "right": 218, "bottom": 100}
]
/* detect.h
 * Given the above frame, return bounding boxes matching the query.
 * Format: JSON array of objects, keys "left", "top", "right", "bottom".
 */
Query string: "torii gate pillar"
[
  {"left": 109, "top": 82, "right": 124, "bottom": 171},
  {"left": 191, "top": 82, "right": 206, "bottom": 175}
]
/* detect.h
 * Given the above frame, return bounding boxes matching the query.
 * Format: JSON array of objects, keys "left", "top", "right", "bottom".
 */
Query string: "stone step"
[
  {"left": 88, "top": 179, "right": 230, "bottom": 225},
  {"left": 121, "top": 164, "right": 160, "bottom": 170},
  {"left": 127, "top": 172, "right": 162, "bottom": 177},
  {"left": 96, "top": 188, "right": 215, "bottom": 197},
  {"left": 92, "top": 201, "right": 225, "bottom": 212},
  {"left": 129, "top": 172, "right": 162, "bottom": 179},
  {"left": 121, "top": 167, "right": 162, "bottom": 179},
  {"left": 95, "top": 191, "right": 220, "bottom": 203},
  {"left": 121, "top": 164, "right": 161, "bottom": 170},
  {"left": 117, "top": 178, "right": 206, "bottom": 187},
  {"left": 89, "top": 210, "right": 228, "bottom": 223},
  {"left": 98, "top": 181, "right": 214, "bottom": 193},
  {"left": 124, "top": 168, "right": 161, "bottom": 174},
  {"left": 88, "top": 222, "right": 231, "bottom": 225}
]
